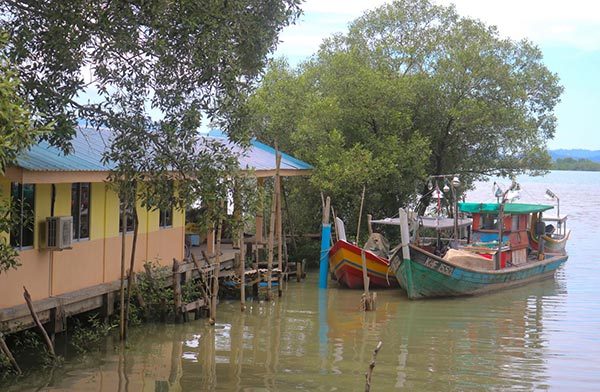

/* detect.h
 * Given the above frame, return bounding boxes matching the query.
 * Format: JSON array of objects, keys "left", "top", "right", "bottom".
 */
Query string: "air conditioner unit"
[{"left": 46, "top": 216, "right": 73, "bottom": 250}]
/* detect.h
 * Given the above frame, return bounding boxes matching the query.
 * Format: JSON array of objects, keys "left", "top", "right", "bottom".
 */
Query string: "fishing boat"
[
  {"left": 328, "top": 213, "right": 473, "bottom": 289},
  {"left": 528, "top": 189, "right": 570, "bottom": 255},
  {"left": 328, "top": 238, "right": 399, "bottom": 289},
  {"left": 389, "top": 186, "right": 569, "bottom": 299},
  {"left": 328, "top": 217, "right": 399, "bottom": 289}
]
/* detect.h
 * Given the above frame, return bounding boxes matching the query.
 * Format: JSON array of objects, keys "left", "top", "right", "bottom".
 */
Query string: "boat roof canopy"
[
  {"left": 459, "top": 202, "right": 554, "bottom": 215},
  {"left": 370, "top": 216, "right": 473, "bottom": 230}
]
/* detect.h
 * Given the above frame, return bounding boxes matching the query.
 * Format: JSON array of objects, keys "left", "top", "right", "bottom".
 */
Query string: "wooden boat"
[
  {"left": 528, "top": 212, "right": 570, "bottom": 255},
  {"left": 328, "top": 239, "right": 399, "bottom": 289},
  {"left": 390, "top": 200, "right": 569, "bottom": 299},
  {"left": 328, "top": 214, "right": 472, "bottom": 289}
]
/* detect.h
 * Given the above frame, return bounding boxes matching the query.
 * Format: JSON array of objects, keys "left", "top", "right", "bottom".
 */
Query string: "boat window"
[
  {"left": 511, "top": 216, "right": 519, "bottom": 231},
  {"left": 480, "top": 214, "right": 498, "bottom": 230}
]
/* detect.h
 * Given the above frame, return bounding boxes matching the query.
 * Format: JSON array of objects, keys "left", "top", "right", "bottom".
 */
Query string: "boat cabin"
[{"left": 459, "top": 202, "right": 556, "bottom": 269}]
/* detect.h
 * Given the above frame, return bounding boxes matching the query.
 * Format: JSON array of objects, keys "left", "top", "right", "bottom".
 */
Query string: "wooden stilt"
[
  {"left": 23, "top": 286, "right": 56, "bottom": 360},
  {"left": 0, "top": 333, "right": 21, "bottom": 374},
  {"left": 173, "top": 259, "right": 183, "bottom": 323},
  {"left": 239, "top": 227, "right": 246, "bottom": 312},
  {"left": 209, "top": 219, "right": 223, "bottom": 325}
]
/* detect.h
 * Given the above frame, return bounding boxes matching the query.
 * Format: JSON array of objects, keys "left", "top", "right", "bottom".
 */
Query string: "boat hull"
[
  {"left": 391, "top": 244, "right": 567, "bottom": 299},
  {"left": 529, "top": 232, "right": 570, "bottom": 254},
  {"left": 328, "top": 240, "right": 398, "bottom": 289}
]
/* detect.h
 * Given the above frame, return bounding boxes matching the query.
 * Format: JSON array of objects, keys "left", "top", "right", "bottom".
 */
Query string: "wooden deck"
[{"left": 0, "top": 242, "right": 300, "bottom": 334}]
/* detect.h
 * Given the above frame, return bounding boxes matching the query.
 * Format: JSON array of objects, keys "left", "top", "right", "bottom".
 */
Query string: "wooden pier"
[{"left": 0, "top": 242, "right": 302, "bottom": 335}]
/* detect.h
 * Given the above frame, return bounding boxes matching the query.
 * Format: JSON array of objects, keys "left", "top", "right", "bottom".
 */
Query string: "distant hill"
[{"left": 549, "top": 149, "right": 600, "bottom": 163}]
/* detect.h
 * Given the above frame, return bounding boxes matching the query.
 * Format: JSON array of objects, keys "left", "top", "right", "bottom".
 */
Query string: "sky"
[{"left": 272, "top": 0, "right": 600, "bottom": 150}]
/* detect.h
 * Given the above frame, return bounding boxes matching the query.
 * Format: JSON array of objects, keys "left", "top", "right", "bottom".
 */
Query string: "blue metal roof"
[
  {"left": 15, "top": 127, "right": 312, "bottom": 174},
  {"left": 16, "top": 127, "right": 112, "bottom": 171}
]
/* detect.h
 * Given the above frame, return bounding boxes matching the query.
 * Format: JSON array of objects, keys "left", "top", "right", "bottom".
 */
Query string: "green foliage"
[
  {"left": 1, "top": 0, "right": 302, "bottom": 148},
  {"left": 70, "top": 314, "right": 117, "bottom": 354},
  {"left": 248, "top": 0, "right": 562, "bottom": 235},
  {"left": 553, "top": 158, "right": 600, "bottom": 171},
  {"left": 0, "top": 32, "right": 50, "bottom": 275},
  {"left": 4, "top": 329, "right": 60, "bottom": 369},
  {"left": 0, "top": 196, "right": 20, "bottom": 274},
  {"left": 1, "top": 1, "right": 301, "bottom": 273},
  {"left": 0, "top": 32, "right": 48, "bottom": 174}
]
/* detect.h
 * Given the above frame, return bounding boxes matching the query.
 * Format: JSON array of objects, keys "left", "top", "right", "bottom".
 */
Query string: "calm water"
[{"left": 6, "top": 171, "right": 600, "bottom": 391}]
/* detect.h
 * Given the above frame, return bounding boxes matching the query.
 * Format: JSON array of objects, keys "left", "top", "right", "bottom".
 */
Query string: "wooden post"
[
  {"left": 361, "top": 250, "right": 375, "bottom": 311},
  {"left": 173, "top": 259, "right": 182, "bottom": 323},
  {"left": 128, "top": 273, "right": 148, "bottom": 320},
  {"left": 365, "top": 341, "right": 383, "bottom": 392},
  {"left": 276, "top": 174, "right": 283, "bottom": 297},
  {"left": 240, "top": 227, "right": 246, "bottom": 312},
  {"left": 356, "top": 185, "right": 366, "bottom": 244},
  {"left": 101, "top": 291, "right": 116, "bottom": 323},
  {"left": 266, "top": 148, "right": 281, "bottom": 301},
  {"left": 119, "top": 192, "right": 127, "bottom": 341},
  {"left": 48, "top": 303, "right": 66, "bottom": 339},
  {"left": 362, "top": 249, "right": 370, "bottom": 298},
  {"left": 23, "top": 286, "right": 56, "bottom": 360},
  {"left": 209, "top": 218, "right": 223, "bottom": 325},
  {"left": 367, "top": 214, "right": 373, "bottom": 236},
  {"left": 256, "top": 177, "right": 264, "bottom": 244},
  {"left": 0, "top": 333, "right": 21, "bottom": 374}
]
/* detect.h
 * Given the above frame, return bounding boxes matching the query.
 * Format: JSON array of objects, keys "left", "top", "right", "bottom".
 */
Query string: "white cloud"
[
  {"left": 436, "top": 0, "right": 600, "bottom": 50},
  {"left": 276, "top": 0, "right": 600, "bottom": 60}
]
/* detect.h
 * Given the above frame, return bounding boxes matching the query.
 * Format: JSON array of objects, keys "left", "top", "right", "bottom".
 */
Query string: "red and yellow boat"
[{"left": 328, "top": 239, "right": 399, "bottom": 289}]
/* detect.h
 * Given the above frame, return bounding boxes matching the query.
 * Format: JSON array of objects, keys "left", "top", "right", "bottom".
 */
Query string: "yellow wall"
[{"left": 0, "top": 178, "right": 186, "bottom": 309}]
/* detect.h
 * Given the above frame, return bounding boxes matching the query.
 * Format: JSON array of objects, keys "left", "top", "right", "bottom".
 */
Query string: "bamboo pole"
[
  {"left": 240, "top": 226, "right": 246, "bottom": 312},
  {"left": 276, "top": 174, "right": 283, "bottom": 297},
  {"left": 266, "top": 148, "right": 282, "bottom": 301},
  {"left": 23, "top": 286, "right": 56, "bottom": 360},
  {"left": 209, "top": 219, "right": 223, "bottom": 325},
  {"left": 119, "top": 192, "right": 127, "bottom": 340},
  {"left": 356, "top": 185, "right": 366, "bottom": 244},
  {"left": 124, "top": 205, "right": 139, "bottom": 339},
  {"left": 365, "top": 341, "right": 383, "bottom": 392},
  {"left": 0, "top": 333, "right": 21, "bottom": 374}
]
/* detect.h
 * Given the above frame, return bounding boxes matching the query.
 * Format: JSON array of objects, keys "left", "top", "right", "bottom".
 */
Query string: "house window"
[
  {"left": 119, "top": 200, "right": 135, "bottom": 233},
  {"left": 10, "top": 183, "right": 35, "bottom": 248},
  {"left": 71, "top": 183, "right": 90, "bottom": 240},
  {"left": 159, "top": 207, "right": 173, "bottom": 228}
]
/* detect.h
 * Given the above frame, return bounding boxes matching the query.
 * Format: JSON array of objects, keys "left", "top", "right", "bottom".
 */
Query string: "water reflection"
[
  {"left": 4, "top": 273, "right": 569, "bottom": 392},
  {"left": 6, "top": 171, "right": 599, "bottom": 391}
]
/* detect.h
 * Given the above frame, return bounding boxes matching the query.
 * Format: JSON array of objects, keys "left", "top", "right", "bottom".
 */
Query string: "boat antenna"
[{"left": 545, "top": 189, "right": 560, "bottom": 217}]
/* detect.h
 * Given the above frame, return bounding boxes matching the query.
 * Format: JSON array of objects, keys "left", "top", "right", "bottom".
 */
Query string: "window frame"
[
  {"left": 10, "top": 182, "right": 35, "bottom": 250},
  {"left": 71, "top": 182, "right": 91, "bottom": 241},
  {"left": 119, "top": 200, "right": 135, "bottom": 234},
  {"left": 159, "top": 206, "right": 173, "bottom": 229}
]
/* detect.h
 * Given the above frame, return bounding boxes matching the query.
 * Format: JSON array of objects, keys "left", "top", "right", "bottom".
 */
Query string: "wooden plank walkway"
[{"left": 0, "top": 242, "right": 303, "bottom": 334}]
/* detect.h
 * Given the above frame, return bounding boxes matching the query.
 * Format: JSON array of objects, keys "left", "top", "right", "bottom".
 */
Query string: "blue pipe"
[{"left": 319, "top": 223, "right": 331, "bottom": 289}]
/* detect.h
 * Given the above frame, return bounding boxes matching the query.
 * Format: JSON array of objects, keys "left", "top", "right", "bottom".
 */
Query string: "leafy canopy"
[
  {"left": 248, "top": 0, "right": 563, "bottom": 237},
  {"left": 1, "top": 0, "right": 302, "bottom": 211}
]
